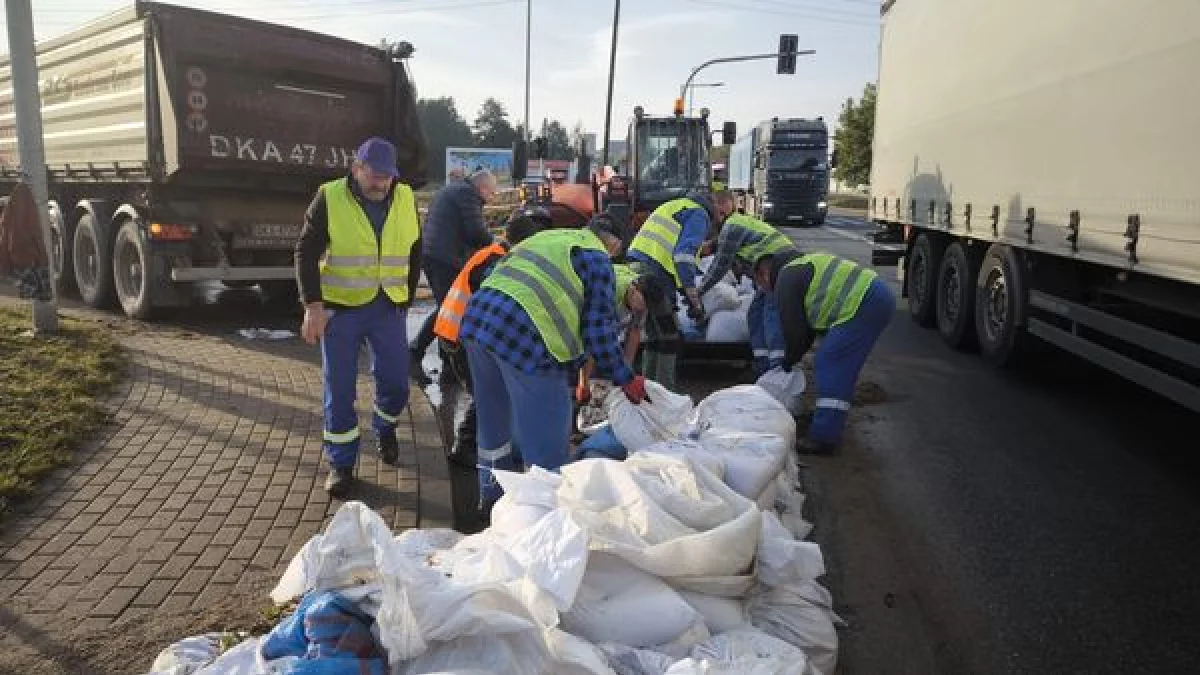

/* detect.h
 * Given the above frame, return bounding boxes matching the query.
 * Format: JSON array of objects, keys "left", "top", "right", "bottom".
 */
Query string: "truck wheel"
[
  {"left": 906, "top": 232, "right": 944, "bottom": 327},
  {"left": 113, "top": 219, "right": 155, "bottom": 320},
  {"left": 935, "top": 241, "right": 977, "bottom": 349},
  {"left": 974, "top": 243, "right": 1028, "bottom": 367},
  {"left": 72, "top": 212, "right": 115, "bottom": 308},
  {"left": 50, "top": 209, "right": 75, "bottom": 296}
]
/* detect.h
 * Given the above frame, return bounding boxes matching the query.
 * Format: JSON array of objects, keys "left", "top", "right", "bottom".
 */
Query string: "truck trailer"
[
  {"left": 728, "top": 118, "right": 829, "bottom": 226},
  {"left": 870, "top": 0, "right": 1200, "bottom": 411},
  {"left": 0, "top": 1, "right": 426, "bottom": 318}
]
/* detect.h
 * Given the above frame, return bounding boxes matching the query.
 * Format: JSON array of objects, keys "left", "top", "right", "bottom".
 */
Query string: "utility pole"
[
  {"left": 5, "top": 0, "right": 58, "bottom": 334},
  {"left": 523, "top": 0, "right": 532, "bottom": 142},
  {"left": 601, "top": 0, "right": 620, "bottom": 168}
]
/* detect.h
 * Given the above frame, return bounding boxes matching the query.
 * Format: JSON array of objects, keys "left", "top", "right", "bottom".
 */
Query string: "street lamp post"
[
  {"left": 686, "top": 81, "right": 724, "bottom": 116},
  {"left": 524, "top": 0, "right": 532, "bottom": 142},
  {"left": 679, "top": 49, "right": 816, "bottom": 103},
  {"left": 601, "top": 0, "right": 620, "bottom": 168}
]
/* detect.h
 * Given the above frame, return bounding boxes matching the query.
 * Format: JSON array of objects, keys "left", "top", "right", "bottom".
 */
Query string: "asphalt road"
[{"left": 788, "top": 213, "right": 1200, "bottom": 675}]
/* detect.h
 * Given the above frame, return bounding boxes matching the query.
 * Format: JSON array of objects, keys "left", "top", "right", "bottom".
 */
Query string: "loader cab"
[{"left": 627, "top": 107, "right": 712, "bottom": 215}]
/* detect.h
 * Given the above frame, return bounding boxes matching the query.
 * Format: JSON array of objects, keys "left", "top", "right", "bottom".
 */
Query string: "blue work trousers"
[
  {"left": 321, "top": 294, "right": 410, "bottom": 468},
  {"left": 464, "top": 339, "right": 573, "bottom": 507},
  {"left": 748, "top": 288, "right": 787, "bottom": 376},
  {"left": 809, "top": 278, "right": 895, "bottom": 445}
]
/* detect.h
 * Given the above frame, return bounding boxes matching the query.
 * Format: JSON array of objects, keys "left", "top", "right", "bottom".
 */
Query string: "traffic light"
[
  {"left": 512, "top": 140, "right": 528, "bottom": 182},
  {"left": 533, "top": 136, "right": 547, "bottom": 160},
  {"left": 777, "top": 34, "right": 798, "bottom": 75}
]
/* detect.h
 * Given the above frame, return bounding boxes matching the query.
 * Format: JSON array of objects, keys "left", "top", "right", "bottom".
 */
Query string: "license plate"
[
  {"left": 787, "top": 215, "right": 805, "bottom": 221},
  {"left": 234, "top": 223, "right": 302, "bottom": 249}
]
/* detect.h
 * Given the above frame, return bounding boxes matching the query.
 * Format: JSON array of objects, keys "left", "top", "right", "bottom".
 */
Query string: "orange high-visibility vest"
[{"left": 434, "top": 241, "right": 508, "bottom": 344}]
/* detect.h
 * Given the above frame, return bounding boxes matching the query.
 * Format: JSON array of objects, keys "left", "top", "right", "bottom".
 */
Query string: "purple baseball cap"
[{"left": 355, "top": 137, "right": 400, "bottom": 177}]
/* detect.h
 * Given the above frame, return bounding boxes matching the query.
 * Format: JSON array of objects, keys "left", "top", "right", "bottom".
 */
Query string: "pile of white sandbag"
[
  {"left": 142, "top": 382, "right": 837, "bottom": 675},
  {"left": 678, "top": 259, "right": 757, "bottom": 344}
]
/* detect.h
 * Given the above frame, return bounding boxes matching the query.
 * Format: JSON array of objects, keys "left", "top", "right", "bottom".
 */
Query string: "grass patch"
[{"left": 0, "top": 307, "right": 123, "bottom": 515}]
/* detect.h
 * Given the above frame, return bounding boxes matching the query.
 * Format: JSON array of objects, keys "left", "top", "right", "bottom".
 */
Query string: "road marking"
[{"left": 820, "top": 224, "right": 905, "bottom": 251}]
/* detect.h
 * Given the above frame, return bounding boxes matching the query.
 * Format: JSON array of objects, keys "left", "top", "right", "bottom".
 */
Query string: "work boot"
[
  {"left": 410, "top": 348, "right": 432, "bottom": 387},
  {"left": 324, "top": 466, "right": 355, "bottom": 498},
  {"left": 378, "top": 432, "right": 401, "bottom": 466},
  {"left": 796, "top": 437, "right": 837, "bottom": 456}
]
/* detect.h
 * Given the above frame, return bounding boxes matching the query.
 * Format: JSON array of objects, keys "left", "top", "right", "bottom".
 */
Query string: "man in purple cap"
[{"left": 295, "top": 137, "right": 422, "bottom": 496}]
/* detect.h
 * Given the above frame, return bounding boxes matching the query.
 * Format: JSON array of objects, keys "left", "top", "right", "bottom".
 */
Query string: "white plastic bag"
[
  {"left": 392, "top": 631, "right": 554, "bottom": 675},
  {"left": 696, "top": 431, "right": 788, "bottom": 501},
  {"left": 638, "top": 439, "right": 726, "bottom": 480},
  {"left": 561, "top": 553, "right": 702, "bottom": 648},
  {"left": 747, "top": 581, "right": 839, "bottom": 675},
  {"left": 271, "top": 502, "right": 391, "bottom": 605},
  {"left": 755, "top": 369, "right": 807, "bottom": 417},
  {"left": 599, "top": 643, "right": 678, "bottom": 675},
  {"left": 607, "top": 381, "right": 693, "bottom": 452},
  {"left": 489, "top": 467, "right": 562, "bottom": 537},
  {"left": 702, "top": 282, "right": 741, "bottom": 314},
  {"left": 545, "top": 628, "right": 619, "bottom": 675},
  {"left": 756, "top": 512, "right": 825, "bottom": 588},
  {"left": 688, "top": 627, "right": 810, "bottom": 675},
  {"left": 557, "top": 454, "right": 762, "bottom": 580},
  {"left": 193, "top": 638, "right": 262, "bottom": 675},
  {"left": 678, "top": 591, "right": 748, "bottom": 634},
  {"left": 148, "top": 634, "right": 225, "bottom": 675},
  {"left": 692, "top": 386, "right": 797, "bottom": 449},
  {"left": 704, "top": 310, "right": 749, "bottom": 343}
]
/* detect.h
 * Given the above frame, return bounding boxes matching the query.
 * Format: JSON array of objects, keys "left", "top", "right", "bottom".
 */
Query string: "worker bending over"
[
  {"left": 432, "top": 206, "right": 551, "bottom": 467},
  {"left": 627, "top": 192, "right": 734, "bottom": 390},
  {"left": 697, "top": 195, "right": 798, "bottom": 376},
  {"left": 754, "top": 250, "right": 895, "bottom": 454},
  {"left": 575, "top": 262, "right": 649, "bottom": 404},
  {"left": 460, "top": 217, "right": 648, "bottom": 514}
]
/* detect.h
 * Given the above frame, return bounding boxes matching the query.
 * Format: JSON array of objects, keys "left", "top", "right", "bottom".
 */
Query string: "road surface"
[{"left": 788, "top": 213, "right": 1200, "bottom": 675}]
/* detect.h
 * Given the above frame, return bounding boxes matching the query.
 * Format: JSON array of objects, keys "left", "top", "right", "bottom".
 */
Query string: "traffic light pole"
[
  {"left": 5, "top": 0, "right": 58, "bottom": 334},
  {"left": 678, "top": 49, "right": 815, "bottom": 102}
]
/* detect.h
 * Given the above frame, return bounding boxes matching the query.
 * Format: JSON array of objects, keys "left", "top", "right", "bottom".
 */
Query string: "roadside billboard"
[{"left": 446, "top": 147, "right": 513, "bottom": 184}]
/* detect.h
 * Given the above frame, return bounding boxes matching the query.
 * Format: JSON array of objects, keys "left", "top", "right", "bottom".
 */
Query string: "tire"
[
  {"left": 50, "top": 209, "right": 75, "bottom": 296},
  {"left": 974, "top": 243, "right": 1028, "bottom": 367},
  {"left": 261, "top": 280, "right": 299, "bottom": 307},
  {"left": 113, "top": 219, "right": 155, "bottom": 319},
  {"left": 935, "top": 241, "right": 978, "bottom": 349},
  {"left": 906, "top": 232, "right": 944, "bottom": 327},
  {"left": 72, "top": 212, "right": 115, "bottom": 308}
]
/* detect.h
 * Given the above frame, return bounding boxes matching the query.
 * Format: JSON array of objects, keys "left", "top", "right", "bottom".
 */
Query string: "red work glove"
[
  {"left": 575, "top": 382, "right": 592, "bottom": 404},
  {"left": 621, "top": 375, "right": 650, "bottom": 404}
]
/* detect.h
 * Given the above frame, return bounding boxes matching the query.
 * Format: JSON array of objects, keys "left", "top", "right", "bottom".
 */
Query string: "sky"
[{"left": 6, "top": 0, "right": 880, "bottom": 145}]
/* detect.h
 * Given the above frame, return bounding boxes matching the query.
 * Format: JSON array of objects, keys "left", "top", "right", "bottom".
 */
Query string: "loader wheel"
[
  {"left": 975, "top": 243, "right": 1028, "bottom": 367},
  {"left": 906, "top": 233, "right": 944, "bottom": 327},
  {"left": 73, "top": 213, "right": 115, "bottom": 309},
  {"left": 936, "top": 241, "right": 977, "bottom": 350}
]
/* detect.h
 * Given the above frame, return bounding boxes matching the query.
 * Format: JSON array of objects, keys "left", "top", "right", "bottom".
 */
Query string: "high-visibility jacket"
[
  {"left": 629, "top": 198, "right": 704, "bottom": 287},
  {"left": 613, "top": 262, "right": 638, "bottom": 305},
  {"left": 434, "top": 241, "right": 508, "bottom": 344},
  {"left": 725, "top": 213, "right": 795, "bottom": 266},
  {"left": 786, "top": 252, "right": 878, "bottom": 330},
  {"left": 481, "top": 229, "right": 607, "bottom": 363},
  {"left": 319, "top": 177, "right": 419, "bottom": 306}
]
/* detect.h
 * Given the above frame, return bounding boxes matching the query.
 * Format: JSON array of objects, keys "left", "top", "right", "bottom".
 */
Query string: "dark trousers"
[{"left": 411, "top": 257, "right": 460, "bottom": 357}]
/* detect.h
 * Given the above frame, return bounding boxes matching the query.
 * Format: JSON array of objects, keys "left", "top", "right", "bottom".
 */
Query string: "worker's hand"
[
  {"left": 699, "top": 241, "right": 715, "bottom": 257},
  {"left": 621, "top": 375, "right": 650, "bottom": 404},
  {"left": 301, "top": 303, "right": 328, "bottom": 344},
  {"left": 575, "top": 382, "right": 592, "bottom": 405},
  {"left": 687, "top": 303, "right": 707, "bottom": 325}
]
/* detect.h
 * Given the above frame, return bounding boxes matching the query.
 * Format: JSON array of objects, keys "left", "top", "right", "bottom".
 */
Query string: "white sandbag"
[
  {"left": 392, "top": 631, "right": 554, "bottom": 675},
  {"left": 688, "top": 627, "right": 810, "bottom": 675},
  {"left": 691, "top": 385, "right": 797, "bottom": 449},
  {"left": 561, "top": 553, "right": 703, "bottom": 648},
  {"left": 638, "top": 439, "right": 726, "bottom": 480},
  {"left": 678, "top": 591, "right": 748, "bottom": 634},
  {"left": 696, "top": 431, "right": 788, "bottom": 500},
  {"left": 545, "top": 628, "right": 620, "bottom": 675},
  {"left": 755, "top": 368, "right": 807, "bottom": 417},
  {"left": 271, "top": 501, "right": 392, "bottom": 605},
  {"left": 703, "top": 310, "right": 749, "bottom": 343},
  {"left": 193, "top": 637, "right": 262, "bottom": 675},
  {"left": 663, "top": 657, "right": 793, "bottom": 675},
  {"left": 756, "top": 512, "right": 825, "bottom": 588},
  {"left": 756, "top": 475, "right": 781, "bottom": 512},
  {"left": 598, "top": 644, "right": 678, "bottom": 675},
  {"left": 702, "top": 282, "right": 741, "bottom": 314},
  {"left": 557, "top": 454, "right": 762, "bottom": 580},
  {"left": 607, "top": 381, "right": 693, "bottom": 452},
  {"left": 669, "top": 574, "right": 756, "bottom": 598},
  {"left": 490, "top": 467, "right": 562, "bottom": 537},
  {"left": 747, "top": 580, "right": 839, "bottom": 675},
  {"left": 148, "top": 634, "right": 225, "bottom": 675}
]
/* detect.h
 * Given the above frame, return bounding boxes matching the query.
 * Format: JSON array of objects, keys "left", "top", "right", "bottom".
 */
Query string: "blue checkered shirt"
[{"left": 460, "top": 248, "right": 635, "bottom": 385}]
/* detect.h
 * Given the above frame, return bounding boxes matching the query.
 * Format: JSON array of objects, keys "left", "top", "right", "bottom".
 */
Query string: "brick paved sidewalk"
[{"left": 0, "top": 306, "right": 452, "bottom": 655}]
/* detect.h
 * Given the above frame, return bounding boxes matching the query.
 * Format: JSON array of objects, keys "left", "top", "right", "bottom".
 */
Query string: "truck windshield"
[
  {"left": 768, "top": 148, "right": 828, "bottom": 171},
  {"left": 638, "top": 124, "right": 707, "bottom": 196}
]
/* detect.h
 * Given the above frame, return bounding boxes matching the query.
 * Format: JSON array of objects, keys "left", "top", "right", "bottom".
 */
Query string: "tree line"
[{"left": 417, "top": 97, "right": 584, "bottom": 181}]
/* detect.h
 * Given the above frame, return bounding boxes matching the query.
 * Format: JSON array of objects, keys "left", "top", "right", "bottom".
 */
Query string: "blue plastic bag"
[
  {"left": 262, "top": 591, "right": 387, "bottom": 675},
  {"left": 578, "top": 425, "right": 627, "bottom": 461}
]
